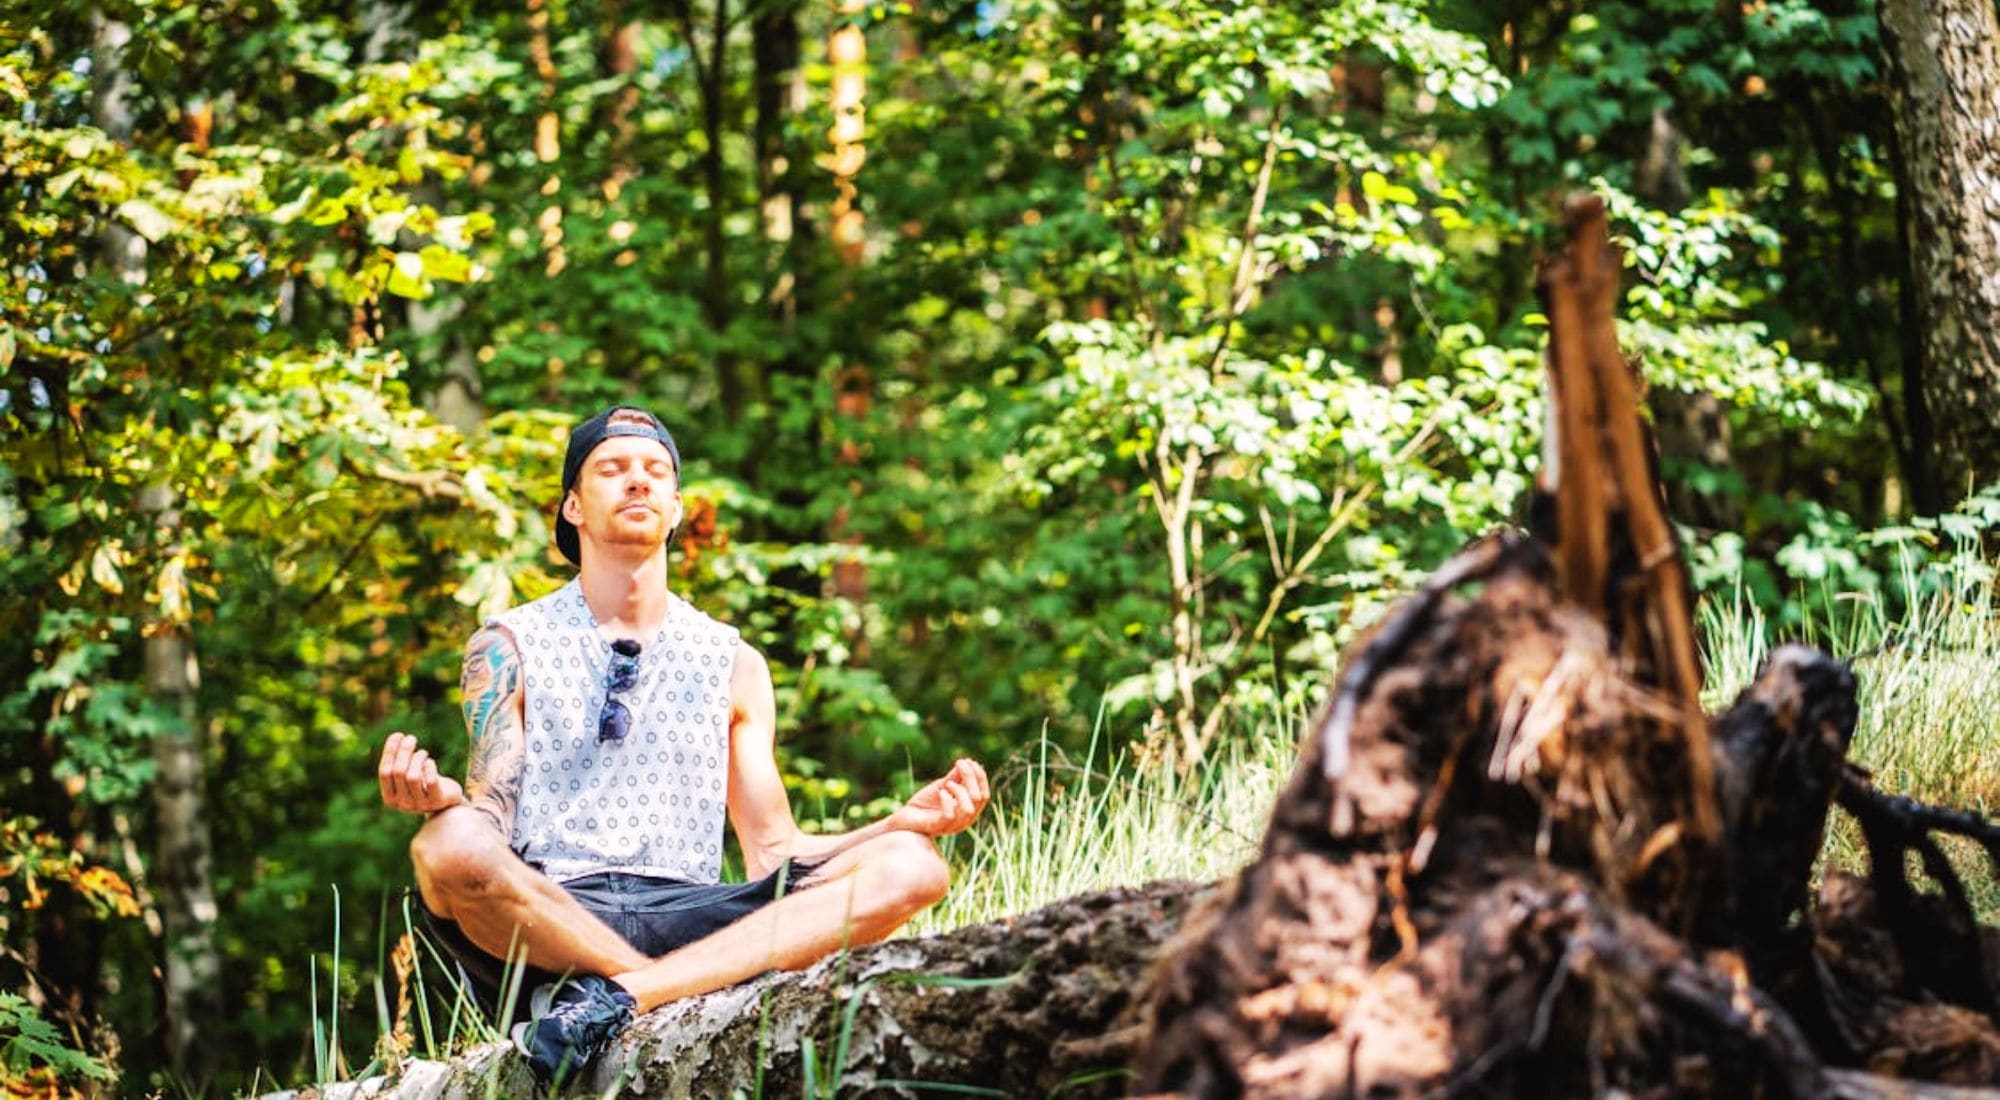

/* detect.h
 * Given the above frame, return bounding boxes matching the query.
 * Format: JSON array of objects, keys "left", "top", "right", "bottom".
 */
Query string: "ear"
[{"left": 562, "top": 491, "right": 582, "bottom": 525}]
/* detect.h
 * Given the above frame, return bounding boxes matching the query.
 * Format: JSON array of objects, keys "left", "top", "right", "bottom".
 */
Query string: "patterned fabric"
[{"left": 495, "top": 580, "right": 738, "bottom": 884}]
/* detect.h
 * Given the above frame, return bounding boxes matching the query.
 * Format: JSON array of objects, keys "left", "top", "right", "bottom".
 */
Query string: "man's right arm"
[
  {"left": 458, "top": 623, "right": 528, "bottom": 839},
  {"left": 377, "top": 623, "right": 526, "bottom": 838}
]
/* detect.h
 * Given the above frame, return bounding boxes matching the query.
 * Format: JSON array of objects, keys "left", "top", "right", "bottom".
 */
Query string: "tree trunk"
[
  {"left": 754, "top": 0, "right": 805, "bottom": 339},
  {"left": 140, "top": 482, "right": 224, "bottom": 1088},
  {"left": 690, "top": 0, "right": 741, "bottom": 421},
  {"left": 596, "top": 2, "right": 642, "bottom": 199},
  {"left": 257, "top": 883, "right": 1203, "bottom": 1099},
  {"left": 827, "top": 0, "right": 870, "bottom": 609},
  {"left": 527, "top": 0, "right": 566, "bottom": 288},
  {"left": 92, "top": 10, "right": 223, "bottom": 1083},
  {"left": 1877, "top": 0, "right": 2000, "bottom": 498}
]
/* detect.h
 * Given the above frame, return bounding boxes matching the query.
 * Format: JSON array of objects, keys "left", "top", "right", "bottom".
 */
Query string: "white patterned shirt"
[{"left": 493, "top": 580, "right": 738, "bottom": 884}]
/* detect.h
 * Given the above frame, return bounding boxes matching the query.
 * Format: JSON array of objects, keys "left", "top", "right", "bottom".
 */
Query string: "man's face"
[{"left": 563, "top": 435, "right": 681, "bottom": 557}]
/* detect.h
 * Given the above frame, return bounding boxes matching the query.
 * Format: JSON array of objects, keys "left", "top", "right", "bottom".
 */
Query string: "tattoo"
[{"left": 460, "top": 625, "right": 526, "bottom": 836}]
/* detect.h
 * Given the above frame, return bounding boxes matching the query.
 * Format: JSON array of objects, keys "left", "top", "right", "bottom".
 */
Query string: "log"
[{"left": 264, "top": 881, "right": 1202, "bottom": 1099}]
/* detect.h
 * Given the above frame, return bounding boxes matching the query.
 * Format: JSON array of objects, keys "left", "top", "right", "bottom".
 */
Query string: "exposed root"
[{"left": 1133, "top": 199, "right": 2000, "bottom": 1098}]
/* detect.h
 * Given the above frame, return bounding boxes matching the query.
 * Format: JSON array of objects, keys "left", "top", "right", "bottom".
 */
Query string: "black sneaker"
[{"left": 511, "top": 974, "right": 638, "bottom": 1087}]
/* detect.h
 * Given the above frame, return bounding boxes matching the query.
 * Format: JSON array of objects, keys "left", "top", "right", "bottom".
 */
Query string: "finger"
[
  {"left": 406, "top": 749, "right": 430, "bottom": 785},
  {"left": 417, "top": 756, "right": 439, "bottom": 800},
  {"left": 943, "top": 781, "right": 971, "bottom": 821},
  {"left": 392, "top": 736, "right": 418, "bottom": 781},
  {"left": 380, "top": 737, "right": 412, "bottom": 800},
  {"left": 378, "top": 733, "right": 406, "bottom": 784}
]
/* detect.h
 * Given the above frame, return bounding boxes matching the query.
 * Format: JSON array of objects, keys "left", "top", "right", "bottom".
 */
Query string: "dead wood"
[
  {"left": 262, "top": 882, "right": 1202, "bottom": 1099},
  {"left": 1133, "top": 196, "right": 2000, "bottom": 1098}
]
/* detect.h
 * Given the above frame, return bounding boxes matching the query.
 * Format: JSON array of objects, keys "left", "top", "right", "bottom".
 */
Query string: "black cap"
[{"left": 555, "top": 405, "right": 681, "bottom": 566}]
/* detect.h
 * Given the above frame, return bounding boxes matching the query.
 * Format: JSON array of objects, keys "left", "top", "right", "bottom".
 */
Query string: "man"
[{"left": 376, "top": 405, "right": 989, "bottom": 1085}]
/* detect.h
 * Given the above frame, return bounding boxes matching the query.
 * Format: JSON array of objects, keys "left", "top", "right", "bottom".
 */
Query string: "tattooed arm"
[
  {"left": 456, "top": 623, "right": 528, "bottom": 837},
  {"left": 376, "top": 624, "right": 527, "bottom": 840}
]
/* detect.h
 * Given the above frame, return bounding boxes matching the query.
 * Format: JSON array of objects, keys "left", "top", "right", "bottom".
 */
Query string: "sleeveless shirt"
[{"left": 492, "top": 580, "right": 739, "bottom": 884}]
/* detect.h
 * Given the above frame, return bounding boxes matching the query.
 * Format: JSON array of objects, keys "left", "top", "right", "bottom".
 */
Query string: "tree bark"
[
  {"left": 754, "top": 0, "right": 805, "bottom": 338},
  {"left": 257, "top": 883, "right": 1203, "bottom": 1099},
  {"left": 92, "top": 10, "right": 224, "bottom": 1083},
  {"left": 139, "top": 482, "right": 224, "bottom": 1088},
  {"left": 1877, "top": 0, "right": 2000, "bottom": 498},
  {"left": 826, "top": 0, "right": 871, "bottom": 610},
  {"left": 680, "top": 0, "right": 742, "bottom": 421}
]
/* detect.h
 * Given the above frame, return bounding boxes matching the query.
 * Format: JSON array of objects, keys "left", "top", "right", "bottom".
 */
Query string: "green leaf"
[
  {"left": 417, "top": 244, "right": 473, "bottom": 284},
  {"left": 39, "top": 502, "right": 82, "bottom": 532},
  {"left": 1360, "top": 171, "right": 1417, "bottom": 207}
]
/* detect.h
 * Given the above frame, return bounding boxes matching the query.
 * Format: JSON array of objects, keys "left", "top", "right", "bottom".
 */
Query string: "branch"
[{"left": 1203, "top": 103, "right": 1286, "bottom": 379}]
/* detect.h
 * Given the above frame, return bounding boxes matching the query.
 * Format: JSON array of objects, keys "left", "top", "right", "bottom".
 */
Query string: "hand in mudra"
[
  {"left": 377, "top": 731, "right": 468, "bottom": 815},
  {"left": 894, "top": 758, "right": 990, "bottom": 837}
]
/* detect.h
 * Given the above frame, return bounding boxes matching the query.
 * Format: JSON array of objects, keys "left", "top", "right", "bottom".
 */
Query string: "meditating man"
[{"left": 376, "top": 405, "right": 989, "bottom": 1084}]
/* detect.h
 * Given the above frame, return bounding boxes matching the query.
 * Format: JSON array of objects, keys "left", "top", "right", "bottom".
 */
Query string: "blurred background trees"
[{"left": 2, "top": 0, "right": 1995, "bottom": 1091}]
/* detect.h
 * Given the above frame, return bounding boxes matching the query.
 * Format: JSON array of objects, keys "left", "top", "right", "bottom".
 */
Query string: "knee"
[
  {"left": 410, "top": 807, "right": 508, "bottom": 903},
  {"left": 868, "top": 832, "right": 950, "bottom": 915}
]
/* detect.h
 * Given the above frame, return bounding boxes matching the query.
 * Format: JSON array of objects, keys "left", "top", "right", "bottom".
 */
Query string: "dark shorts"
[{"left": 419, "top": 859, "right": 823, "bottom": 1021}]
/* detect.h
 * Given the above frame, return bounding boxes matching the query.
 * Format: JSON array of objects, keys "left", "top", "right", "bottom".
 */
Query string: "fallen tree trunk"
[{"left": 269, "top": 882, "right": 1202, "bottom": 1099}]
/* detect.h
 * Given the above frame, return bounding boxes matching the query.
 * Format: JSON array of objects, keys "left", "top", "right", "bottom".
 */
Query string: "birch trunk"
[{"left": 91, "top": 10, "right": 223, "bottom": 1082}]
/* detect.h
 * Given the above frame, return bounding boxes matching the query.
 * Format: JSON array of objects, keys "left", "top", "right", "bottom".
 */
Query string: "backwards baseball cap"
[{"left": 554, "top": 405, "right": 681, "bottom": 566}]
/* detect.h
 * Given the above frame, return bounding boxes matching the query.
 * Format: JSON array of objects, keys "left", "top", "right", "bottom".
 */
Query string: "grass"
[
  {"left": 1700, "top": 549, "right": 2000, "bottom": 919},
  {"left": 927, "top": 546, "right": 1999, "bottom": 934},
  {"left": 909, "top": 722, "right": 1297, "bottom": 936}
]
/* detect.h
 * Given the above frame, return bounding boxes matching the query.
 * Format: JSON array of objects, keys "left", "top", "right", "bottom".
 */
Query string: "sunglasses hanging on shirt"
[{"left": 598, "top": 639, "right": 641, "bottom": 745}]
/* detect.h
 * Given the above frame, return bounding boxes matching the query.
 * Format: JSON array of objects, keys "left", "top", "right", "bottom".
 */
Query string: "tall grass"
[
  {"left": 926, "top": 547, "right": 1999, "bottom": 934},
  {"left": 911, "top": 722, "right": 1297, "bottom": 935},
  {"left": 1700, "top": 548, "right": 2000, "bottom": 917}
]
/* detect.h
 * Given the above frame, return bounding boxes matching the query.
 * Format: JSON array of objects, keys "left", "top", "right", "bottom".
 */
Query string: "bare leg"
[
  {"left": 611, "top": 830, "right": 949, "bottom": 1012},
  {"left": 411, "top": 806, "right": 649, "bottom": 977}
]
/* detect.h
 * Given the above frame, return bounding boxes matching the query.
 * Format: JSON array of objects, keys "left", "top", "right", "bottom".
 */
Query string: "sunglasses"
[{"left": 598, "top": 639, "right": 642, "bottom": 745}]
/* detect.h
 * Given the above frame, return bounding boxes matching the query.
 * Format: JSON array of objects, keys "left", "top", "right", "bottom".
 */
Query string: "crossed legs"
[{"left": 411, "top": 807, "right": 950, "bottom": 1014}]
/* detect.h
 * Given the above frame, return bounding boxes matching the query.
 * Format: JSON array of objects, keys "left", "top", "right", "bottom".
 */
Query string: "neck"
[{"left": 576, "top": 548, "right": 672, "bottom": 638}]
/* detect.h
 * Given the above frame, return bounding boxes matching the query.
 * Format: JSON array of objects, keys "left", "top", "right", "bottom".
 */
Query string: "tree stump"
[{"left": 1133, "top": 197, "right": 2000, "bottom": 1099}]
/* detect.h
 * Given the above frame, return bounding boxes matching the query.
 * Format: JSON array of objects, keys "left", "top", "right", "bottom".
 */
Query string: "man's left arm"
[{"left": 724, "top": 640, "right": 988, "bottom": 881}]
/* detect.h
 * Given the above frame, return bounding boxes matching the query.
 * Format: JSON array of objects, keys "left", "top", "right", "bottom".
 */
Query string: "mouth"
[{"left": 618, "top": 502, "right": 655, "bottom": 517}]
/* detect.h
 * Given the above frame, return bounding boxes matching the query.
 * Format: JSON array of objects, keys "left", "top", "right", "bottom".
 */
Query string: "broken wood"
[{"left": 1133, "top": 196, "right": 2000, "bottom": 1098}]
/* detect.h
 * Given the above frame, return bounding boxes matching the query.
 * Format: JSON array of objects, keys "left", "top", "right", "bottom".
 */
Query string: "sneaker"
[{"left": 511, "top": 974, "right": 638, "bottom": 1086}]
